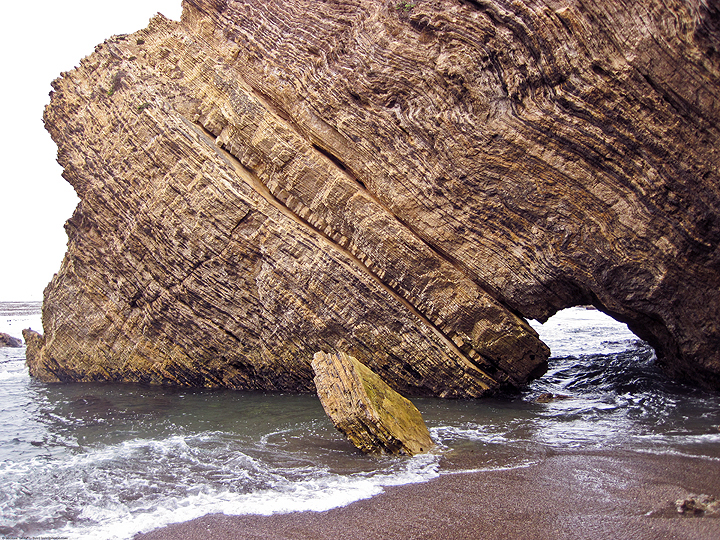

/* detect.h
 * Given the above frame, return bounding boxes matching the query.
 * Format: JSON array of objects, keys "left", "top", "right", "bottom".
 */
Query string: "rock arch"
[{"left": 29, "top": 0, "right": 720, "bottom": 394}]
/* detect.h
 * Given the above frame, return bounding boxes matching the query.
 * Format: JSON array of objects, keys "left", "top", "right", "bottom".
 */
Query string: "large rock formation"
[
  {"left": 31, "top": 0, "right": 720, "bottom": 394},
  {"left": 312, "top": 351, "right": 434, "bottom": 455}
]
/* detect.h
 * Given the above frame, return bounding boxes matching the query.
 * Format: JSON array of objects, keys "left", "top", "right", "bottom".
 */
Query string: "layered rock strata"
[
  {"left": 31, "top": 0, "right": 720, "bottom": 393},
  {"left": 312, "top": 351, "right": 434, "bottom": 455},
  {"left": 23, "top": 330, "right": 45, "bottom": 361}
]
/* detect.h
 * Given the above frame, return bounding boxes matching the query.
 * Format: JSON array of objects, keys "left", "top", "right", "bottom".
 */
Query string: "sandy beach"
[{"left": 134, "top": 450, "right": 720, "bottom": 540}]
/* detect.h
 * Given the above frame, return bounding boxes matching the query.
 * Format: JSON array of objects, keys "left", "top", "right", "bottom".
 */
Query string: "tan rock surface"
[
  {"left": 23, "top": 329, "right": 47, "bottom": 377},
  {"left": 31, "top": 0, "right": 720, "bottom": 392},
  {"left": 312, "top": 351, "right": 434, "bottom": 455}
]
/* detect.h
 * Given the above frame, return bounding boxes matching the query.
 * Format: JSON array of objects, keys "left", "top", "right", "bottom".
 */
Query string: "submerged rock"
[
  {"left": 32, "top": 0, "right": 720, "bottom": 393},
  {"left": 312, "top": 351, "right": 434, "bottom": 455},
  {"left": 534, "top": 393, "right": 572, "bottom": 404},
  {"left": 0, "top": 332, "right": 22, "bottom": 348}
]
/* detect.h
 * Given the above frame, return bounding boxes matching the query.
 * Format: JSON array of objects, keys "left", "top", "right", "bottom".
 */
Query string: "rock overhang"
[{"left": 28, "top": 0, "right": 720, "bottom": 394}]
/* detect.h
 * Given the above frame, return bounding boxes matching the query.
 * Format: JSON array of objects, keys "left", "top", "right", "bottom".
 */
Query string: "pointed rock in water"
[
  {"left": 23, "top": 329, "right": 48, "bottom": 378},
  {"left": 312, "top": 351, "right": 434, "bottom": 456},
  {"left": 0, "top": 332, "right": 22, "bottom": 348},
  {"left": 31, "top": 0, "right": 720, "bottom": 393}
]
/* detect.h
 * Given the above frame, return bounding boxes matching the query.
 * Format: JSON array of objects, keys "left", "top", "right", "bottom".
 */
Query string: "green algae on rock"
[{"left": 312, "top": 351, "right": 434, "bottom": 456}]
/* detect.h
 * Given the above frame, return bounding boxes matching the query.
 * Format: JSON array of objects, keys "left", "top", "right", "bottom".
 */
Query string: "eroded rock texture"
[
  {"left": 312, "top": 351, "right": 434, "bottom": 455},
  {"left": 33, "top": 0, "right": 720, "bottom": 393}
]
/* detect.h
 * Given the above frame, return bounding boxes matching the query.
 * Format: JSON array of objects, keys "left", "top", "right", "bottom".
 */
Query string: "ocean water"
[{"left": 1, "top": 302, "right": 719, "bottom": 539}]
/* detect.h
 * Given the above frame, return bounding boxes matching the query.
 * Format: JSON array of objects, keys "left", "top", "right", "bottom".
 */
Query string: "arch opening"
[
  {"left": 529, "top": 305, "right": 647, "bottom": 360},
  {"left": 526, "top": 305, "right": 661, "bottom": 400}
]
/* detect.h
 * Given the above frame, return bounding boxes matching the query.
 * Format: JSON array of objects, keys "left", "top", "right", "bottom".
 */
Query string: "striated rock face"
[
  {"left": 32, "top": 0, "right": 720, "bottom": 393},
  {"left": 23, "top": 330, "right": 45, "bottom": 368},
  {"left": 312, "top": 351, "right": 434, "bottom": 455}
]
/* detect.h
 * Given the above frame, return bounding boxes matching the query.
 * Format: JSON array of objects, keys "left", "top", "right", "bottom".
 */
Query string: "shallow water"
[{"left": 1, "top": 303, "right": 719, "bottom": 539}]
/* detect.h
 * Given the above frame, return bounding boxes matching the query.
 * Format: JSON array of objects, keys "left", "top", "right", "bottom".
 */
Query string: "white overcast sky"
[{"left": 0, "top": 1, "right": 183, "bottom": 301}]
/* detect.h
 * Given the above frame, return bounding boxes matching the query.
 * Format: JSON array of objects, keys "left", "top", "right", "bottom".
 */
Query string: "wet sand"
[{"left": 135, "top": 450, "right": 720, "bottom": 540}]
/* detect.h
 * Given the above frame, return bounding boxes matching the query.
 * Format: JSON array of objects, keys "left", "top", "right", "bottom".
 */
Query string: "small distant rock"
[
  {"left": 0, "top": 332, "right": 22, "bottom": 348},
  {"left": 535, "top": 392, "right": 572, "bottom": 403},
  {"left": 676, "top": 494, "right": 720, "bottom": 515},
  {"left": 312, "top": 351, "right": 434, "bottom": 456}
]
